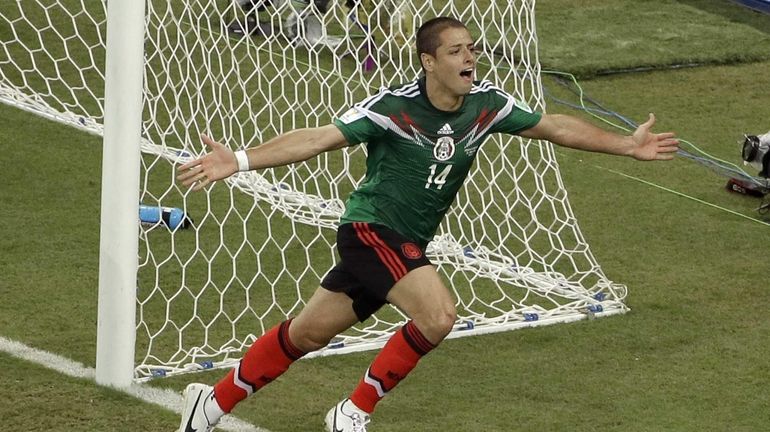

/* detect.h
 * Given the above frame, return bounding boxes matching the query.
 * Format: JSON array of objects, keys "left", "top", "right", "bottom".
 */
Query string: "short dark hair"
[{"left": 416, "top": 17, "right": 467, "bottom": 59}]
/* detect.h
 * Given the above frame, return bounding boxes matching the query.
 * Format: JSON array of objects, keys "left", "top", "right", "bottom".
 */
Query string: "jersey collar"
[{"left": 417, "top": 76, "right": 466, "bottom": 114}]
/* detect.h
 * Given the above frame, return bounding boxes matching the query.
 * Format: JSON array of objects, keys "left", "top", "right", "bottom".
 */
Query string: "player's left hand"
[{"left": 630, "top": 113, "right": 680, "bottom": 161}]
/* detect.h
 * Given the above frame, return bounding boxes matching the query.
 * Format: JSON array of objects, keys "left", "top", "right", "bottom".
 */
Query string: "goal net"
[{"left": 0, "top": 0, "right": 628, "bottom": 381}]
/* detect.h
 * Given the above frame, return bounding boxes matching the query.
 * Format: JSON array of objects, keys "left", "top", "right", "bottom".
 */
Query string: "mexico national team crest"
[
  {"left": 433, "top": 136, "right": 455, "bottom": 161},
  {"left": 401, "top": 242, "right": 423, "bottom": 259}
]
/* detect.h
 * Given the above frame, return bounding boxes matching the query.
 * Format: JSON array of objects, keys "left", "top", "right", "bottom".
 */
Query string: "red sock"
[
  {"left": 349, "top": 321, "right": 436, "bottom": 413},
  {"left": 213, "top": 319, "right": 305, "bottom": 412}
]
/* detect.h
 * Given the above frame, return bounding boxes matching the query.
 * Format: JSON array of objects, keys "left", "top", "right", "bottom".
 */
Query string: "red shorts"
[{"left": 321, "top": 222, "right": 432, "bottom": 321}]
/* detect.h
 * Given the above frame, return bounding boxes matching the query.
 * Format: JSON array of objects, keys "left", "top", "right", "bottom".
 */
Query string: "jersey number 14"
[{"left": 425, "top": 164, "right": 452, "bottom": 190}]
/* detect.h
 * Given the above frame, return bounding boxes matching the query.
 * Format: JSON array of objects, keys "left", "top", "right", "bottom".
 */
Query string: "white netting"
[{"left": 0, "top": 0, "right": 627, "bottom": 381}]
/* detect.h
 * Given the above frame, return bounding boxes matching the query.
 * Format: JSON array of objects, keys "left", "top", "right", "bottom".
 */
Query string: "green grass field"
[{"left": 2, "top": 0, "right": 770, "bottom": 431}]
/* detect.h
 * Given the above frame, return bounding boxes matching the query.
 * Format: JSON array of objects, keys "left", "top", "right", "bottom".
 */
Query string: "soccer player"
[{"left": 176, "top": 16, "right": 679, "bottom": 432}]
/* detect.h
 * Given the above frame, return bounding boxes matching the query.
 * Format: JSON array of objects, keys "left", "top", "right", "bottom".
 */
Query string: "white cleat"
[
  {"left": 324, "top": 398, "right": 371, "bottom": 432},
  {"left": 178, "top": 383, "right": 221, "bottom": 432}
]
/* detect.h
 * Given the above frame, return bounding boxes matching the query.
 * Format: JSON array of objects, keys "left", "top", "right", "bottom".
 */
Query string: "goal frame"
[
  {"left": 0, "top": 0, "right": 629, "bottom": 388},
  {"left": 95, "top": 0, "right": 145, "bottom": 387}
]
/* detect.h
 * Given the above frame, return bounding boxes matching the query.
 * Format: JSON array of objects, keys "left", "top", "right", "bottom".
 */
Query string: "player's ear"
[{"left": 421, "top": 53, "right": 435, "bottom": 72}]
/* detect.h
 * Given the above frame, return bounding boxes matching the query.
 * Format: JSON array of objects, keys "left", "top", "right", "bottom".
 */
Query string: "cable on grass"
[{"left": 533, "top": 68, "right": 770, "bottom": 226}]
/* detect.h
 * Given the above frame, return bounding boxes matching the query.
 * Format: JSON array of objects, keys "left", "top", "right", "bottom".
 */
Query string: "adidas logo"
[{"left": 437, "top": 123, "right": 453, "bottom": 135}]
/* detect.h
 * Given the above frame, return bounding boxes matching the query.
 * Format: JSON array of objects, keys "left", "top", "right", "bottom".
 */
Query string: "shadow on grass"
[{"left": 679, "top": 0, "right": 770, "bottom": 36}]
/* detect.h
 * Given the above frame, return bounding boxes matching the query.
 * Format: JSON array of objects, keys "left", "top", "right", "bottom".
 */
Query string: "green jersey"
[{"left": 334, "top": 77, "right": 542, "bottom": 247}]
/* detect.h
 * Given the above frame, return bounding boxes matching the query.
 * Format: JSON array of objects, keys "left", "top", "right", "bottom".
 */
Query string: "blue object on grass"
[{"left": 139, "top": 204, "right": 192, "bottom": 230}]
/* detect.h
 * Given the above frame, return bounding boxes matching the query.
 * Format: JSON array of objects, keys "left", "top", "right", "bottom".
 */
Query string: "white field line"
[{"left": 0, "top": 335, "right": 270, "bottom": 432}]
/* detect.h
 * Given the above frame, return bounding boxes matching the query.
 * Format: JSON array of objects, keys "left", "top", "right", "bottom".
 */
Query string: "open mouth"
[{"left": 460, "top": 68, "right": 474, "bottom": 81}]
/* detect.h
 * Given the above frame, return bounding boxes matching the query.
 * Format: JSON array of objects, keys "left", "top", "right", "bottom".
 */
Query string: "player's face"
[{"left": 428, "top": 27, "right": 477, "bottom": 98}]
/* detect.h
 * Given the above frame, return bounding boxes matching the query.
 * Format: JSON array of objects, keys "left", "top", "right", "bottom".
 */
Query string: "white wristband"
[{"left": 234, "top": 150, "right": 250, "bottom": 172}]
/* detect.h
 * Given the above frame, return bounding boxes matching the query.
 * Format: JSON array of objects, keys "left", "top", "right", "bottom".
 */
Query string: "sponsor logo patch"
[
  {"left": 401, "top": 243, "right": 423, "bottom": 259},
  {"left": 338, "top": 107, "right": 365, "bottom": 124},
  {"left": 433, "top": 136, "right": 455, "bottom": 161},
  {"left": 512, "top": 97, "right": 534, "bottom": 113}
]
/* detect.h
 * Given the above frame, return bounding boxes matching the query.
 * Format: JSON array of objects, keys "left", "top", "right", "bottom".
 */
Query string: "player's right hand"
[{"left": 176, "top": 134, "right": 238, "bottom": 191}]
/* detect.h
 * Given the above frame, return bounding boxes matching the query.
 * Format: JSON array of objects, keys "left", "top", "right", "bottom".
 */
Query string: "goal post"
[
  {"left": 0, "top": 0, "right": 628, "bottom": 384},
  {"left": 95, "top": 0, "right": 146, "bottom": 388}
]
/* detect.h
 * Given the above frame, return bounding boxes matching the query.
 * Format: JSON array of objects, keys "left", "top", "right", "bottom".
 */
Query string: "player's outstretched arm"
[
  {"left": 519, "top": 113, "right": 679, "bottom": 161},
  {"left": 177, "top": 124, "right": 349, "bottom": 190}
]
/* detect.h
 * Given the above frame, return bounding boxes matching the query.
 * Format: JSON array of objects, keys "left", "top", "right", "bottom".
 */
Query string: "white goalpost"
[
  {"left": 95, "top": 0, "right": 146, "bottom": 388},
  {"left": 0, "top": 0, "right": 628, "bottom": 386}
]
